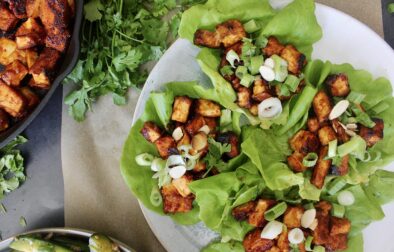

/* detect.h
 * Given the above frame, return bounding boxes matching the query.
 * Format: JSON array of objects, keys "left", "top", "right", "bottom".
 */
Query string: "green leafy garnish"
[
  {"left": 388, "top": 3, "right": 394, "bottom": 14},
  {"left": 203, "top": 138, "right": 231, "bottom": 175}
]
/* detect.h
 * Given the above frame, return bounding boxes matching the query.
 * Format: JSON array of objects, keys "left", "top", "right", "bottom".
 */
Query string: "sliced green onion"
[
  {"left": 284, "top": 75, "right": 301, "bottom": 92},
  {"left": 278, "top": 85, "right": 290, "bottom": 97},
  {"left": 360, "top": 151, "right": 371, "bottom": 162},
  {"left": 313, "top": 246, "right": 325, "bottom": 252},
  {"left": 243, "top": 19, "right": 260, "bottom": 33},
  {"left": 235, "top": 65, "right": 248, "bottom": 79},
  {"left": 303, "top": 153, "right": 318, "bottom": 167},
  {"left": 388, "top": 3, "right": 394, "bottom": 14},
  {"left": 327, "top": 177, "right": 347, "bottom": 196},
  {"left": 241, "top": 38, "right": 256, "bottom": 58},
  {"left": 328, "top": 139, "right": 338, "bottom": 158},
  {"left": 305, "top": 236, "right": 314, "bottom": 251},
  {"left": 351, "top": 106, "right": 376, "bottom": 128},
  {"left": 240, "top": 74, "right": 255, "bottom": 88},
  {"left": 303, "top": 203, "right": 315, "bottom": 210},
  {"left": 264, "top": 202, "right": 287, "bottom": 221},
  {"left": 150, "top": 186, "right": 163, "bottom": 207},
  {"left": 220, "top": 65, "right": 234, "bottom": 76},
  {"left": 255, "top": 34, "right": 268, "bottom": 48},
  {"left": 249, "top": 55, "right": 264, "bottom": 75},
  {"left": 371, "top": 102, "right": 389, "bottom": 115},
  {"left": 347, "top": 91, "right": 366, "bottom": 104},
  {"left": 331, "top": 203, "right": 345, "bottom": 218},
  {"left": 338, "top": 190, "right": 355, "bottom": 206},
  {"left": 135, "top": 153, "right": 155, "bottom": 166},
  {"left": 337, "top": 135, "right": 367, "bottom": 159},
  {"left": 226, "top": 49, "right": 240, "bottom": 68}
]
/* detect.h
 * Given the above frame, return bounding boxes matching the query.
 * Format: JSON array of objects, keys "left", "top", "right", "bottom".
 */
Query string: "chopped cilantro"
[{"left": 203, "top": 138, "right": 231, "bottom": 176}]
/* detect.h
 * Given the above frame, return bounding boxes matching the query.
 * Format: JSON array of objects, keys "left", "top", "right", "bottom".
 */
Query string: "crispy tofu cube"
[
  {"left": 326, "top": 74, "right": 350, "bottom": 97},
  {"left": 140, "top": 122, "right": 162, "bottom": 143},
  {"left": 20, "top": 87, "right": 40, "bottom": 110},
  {"left": 280, "top": 45, "right": 307, "bottom": 75},
  {"left": 326, "top": 234, "right": 348, "bottom": 251},
  {"left": 4, "top": 0, "right": 27, "bottom": 18},
  {"left": 232, "top": 201, "right": 256, "bottom": 221},
  {"left": 248, "top": 199, "right": 276, "bottom": 227},
  {"left": 313, "top": 211, "right": 330, "bottom": 245},
  {"left": 216, "top": 20, "right": 246, "bottom": 48},
  {"left": 330, "top": 217, "right": 351, "bottom": 236},
  {"left": 216, "top": 132, "right": 240, "bottom": 159},
  {"left": 0, "top": 5, "right": 18, "bottom": 32},
  {"left": 283, "top": 206, "right": 304, "bottom": 228},
  {"left": 16, "top": 18, "right": 45, "bottom": 37},
  {"left": 155, "top": 136, "right": 177, "bottom": 159},
  {"left": 26, "top": 0, "right": 42, "bottom": 18},
  {"left": 237, "top": 87, "right": 252, "bottom": 109},
  {"left": 287, "top": 152, "right": 307, "bottom": 172},
  {"left": 243, "top": 229, "right": 274, "bottom": 252},
  {"left": 224, "top": 41, "right": 243, "bottom": 56},
  {"left": 359, "top": 118, "right": 384, "bottom": 147},
  {"left": 0, "top": 38, "right": 17, "bottom": 66},
  {"left": 289, "top": 130, "right": 320, "bottom": 154},
  {"left": 171, "top": 96, "right": 193, "bottom": 123},
  {"left": 16, "top": 18, "right": 46, "bottom": 49},
  {"left": 0, "top": 61, "right": 28, "bottom": 86},
  {"left": 0, "top": 81, "right": 26, "bottom": 117},
  {"left": 318, "top": 126, "right": 337, "bottom": 146},
  {"left": 193, "top": 161, "right": 206, "bottom": 173},
  {"left": 172, "top": 174, "right": 193, "bottom": 197},
  {"left": 315, "top": 201, "right": 332, "bottom": 216},
  {"left": 194, "top": 29, "right": 220, "bottom": 48},
  {"left": 25, "top": 49, "right": 38, "bottom": 68},
  {"left": 250, "top": 104, "right": 258, "bottom": 116},
  {"left": 307, "top": 117, "right": 320, "bottom": 133},
  {"left": 16, "top": 36, "right": 41, "bottom": 50},
  {"left": 333, "top": 154, "right": 349, "bottom": 176},
  {"left": 277, "top": 229, "right": 290, "bottom": 251},
  {"left": 161, "top": 183, "right": 194, "bottom": 214},
  {"left": 262, "top": 36, "right": 285, "bottom": 57},
  {"left": 311, "top": 146, "right": 332, "bottom": 189},
  {"left": 185, "top": 115, "right": 206, "bottom": 136},
  {"left": 46, "top": 31, "right": 71, "bottom": 52},
  {"left": 332, "top": 119, "right": 350, "bottom": 143},
  {"left": 195, "top": 99, "right": 221, "bottom": 117},
  {"left": 313, "top": 91, "right": 332, "bottom": 124},
  {"left": 0, "top": 109, "right": 10, "bottom": 131},
  {"left": 252, "top": 78, "right": 271, "bottom": 102},
  {"left": 29, "top": 47, "right": 61, "bottom": 89}
]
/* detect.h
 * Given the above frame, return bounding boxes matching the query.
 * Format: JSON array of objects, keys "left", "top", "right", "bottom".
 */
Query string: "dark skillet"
[{"left": 0, "top": 0, "right": 83, "bottom": 148}]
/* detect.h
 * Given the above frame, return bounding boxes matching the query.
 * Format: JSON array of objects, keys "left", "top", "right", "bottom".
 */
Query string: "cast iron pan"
[{"left": 0, "top": 0, "right": 84, "bottom": 148}]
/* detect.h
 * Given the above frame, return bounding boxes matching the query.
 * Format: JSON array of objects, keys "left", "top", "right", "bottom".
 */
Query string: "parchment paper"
[{"left": 61, "top": 1, "right": 383, "bottom": 251}]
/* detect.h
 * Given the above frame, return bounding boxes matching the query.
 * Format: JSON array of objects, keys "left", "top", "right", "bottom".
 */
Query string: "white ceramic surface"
[{"left": 132, "top": 3, "right": 394, "bottom": 252}]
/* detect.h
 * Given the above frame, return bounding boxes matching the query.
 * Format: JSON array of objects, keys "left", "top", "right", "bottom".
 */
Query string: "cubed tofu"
[
  {"left": 326, "top": 74, "right": 350, "bottom": 97},
  {"left": 326, "top": 234, "right": 348, "bottom": 251},
  {"left": 171, "top": 96, "right": 193, "bottom": 123},
  {"left": 243, "top": 229, "right": 274, "bottom": 252},
  {"left": 172, "top": 174, "right": 193, "bottom": 197},
  {"left": 231, "top": 77, "right": 242, "bottom": 91},
  {"left": 332, "top": 154, "right": 349, "bottom": 176},
  {"left": 161, "top": 183, "right": 194, "bottom": 214},
  {"left": 0, "top": 109, "right": 10, "bottom": 131},
  {"left": 311, "top": 146, "right": 331, "bottom": 189},
  {"left": 313, "top": 91, "right": 332, "bottom": 124},
  {"left": 185, "top": 115, "right": 206, "bottom": 136},
  {"left": 359, "top": 118, "right": 384, "bottom": 147},
  {"left": 232, "top": 201, "right": 256, "bottom": 221},
  {"left": 315, "top": 201, "right": 332, "bottom": 216},
  {"left": 250, "top": 104, "right": 258, "bottom": 116},
  {"left": 313, "top": 211, "right": 330, "bottom": 245},
  {"left": 318, "top": 126, "right": 337, "bottom": 146},
  {"left": 280, "top": 45, "right": 306, "bottom": 75},
  {"left": 237, "top": 87, "right": 252, "bottom": 109},
  {"left": 330, "top": 217, "right": 351, "bottom": 236},
  {"left": 194, "top": 30, "right": 220, "bottom": 48},
  {"left": 307, "top": 117, "right": 320, "bottom": 133},
  {"left": 289, "top": 130, "right": 320, "bottom": 154},
  {"left": 332, "top": 119, "right": 350, "bottom": 143},
  {"left": 16, "top": 18, "right": 45, "bottom": 37},
  {"left": 15, "top": 18, "right": 46, "bottom": 49},
  {"left": 216, "top": 132, "right": 240, "bottom": 159},
  {"left": 0, "top": 81, "right": 26, "bottom": 117},
  {"left": 19, "top": 87, "right": 40, "bottom": 110},
  {"left": 252, "top": 78, "right": 271, "bottom": 102},
  {"left": 29, "top": 47, "right": 61, "bottom": 89},
  {"left": 0, "top": 38, "right": 17, "bottom": 66},
  {"left": 193, "top": 161, "right": 206, "bottom": 173},
  {"left": 283, "top": 206, "right": 304, "bottom": 228},
  {"left": 25, "top": 49, "right": 38, "bottom": 68},
  {"left": 224, "top": 41, "right": 243, "bottom": 56},
  {"left": 277, "top": 229, "right": 290, "bottom": 252},
  {"left": 287, "top": 152, "right": 308, "bottom": 172},
  {"left": 176, "top": 127, "right": 191, "bottom": 147},
  {"left": 4, "top": 0, "right": 27, "bottom": 18},
  {"left": 0, "top": 61, "right": 28, "bottom": 86},
  {"left": 155, "top": 136, "right": 177, "bottom": 159},
  {"left": 195, "top": 99, "right": 221, "bottom": 117},
  {"left": 216, "top": 20, "right": 246, "bottom": 48},
  {"left": 0, "top": 5, "right": 18, "bottom": 32},
  {"left": 248, "top": 199, "right": 276, "bottom": 227},
  {"left": 262, "top": 36, "right": 285, "bottom": 57},
  {"left": 140, "top": 122, "right": 162, "bottom": 143},
  {"left": 26, "top": 0, "right": 42, "bottom": 18}
]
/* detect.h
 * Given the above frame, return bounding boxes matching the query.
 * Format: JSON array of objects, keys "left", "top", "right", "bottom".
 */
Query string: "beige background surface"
[{"left": 61, "top": 1, "right": 383, "bottom": 252}]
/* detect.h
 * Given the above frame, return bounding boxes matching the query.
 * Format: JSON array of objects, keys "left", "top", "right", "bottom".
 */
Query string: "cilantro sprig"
[
  {"left": 203, "top": 138, "right": 231, "bottom": 176},
  {"left": 64, "top": 0, "right": 206, "bottom": 121}
]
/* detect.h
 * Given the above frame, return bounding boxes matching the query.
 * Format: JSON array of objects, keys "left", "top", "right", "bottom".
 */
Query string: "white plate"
[{"left": 132, "top": 3, "right": 394, "bottom": 252}]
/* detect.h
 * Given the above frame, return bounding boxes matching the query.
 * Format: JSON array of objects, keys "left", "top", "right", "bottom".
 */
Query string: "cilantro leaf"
[
  {"left": 203, "top": 138, "right": 231, "bottom": 176},
  {"left": 84, "top": 0, "right": 104, "bottom": 22}
]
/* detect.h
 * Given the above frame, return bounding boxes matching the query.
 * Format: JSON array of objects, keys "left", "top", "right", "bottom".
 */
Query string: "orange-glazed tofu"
[
  {"left": 20, "top": 86, "right": 40, "bottom": 110},
  {"left": 243, "top": 229, "right": 274, "bottom": 252},
  {"left": 318, "top": 126, "right": 337, "bottom": 146},
  {"left": 0, "top": 109, "right": 10, "bottom": 131},
  {"left": 171, "top": 96, "right": 193, "bottom": 123},
  {"left": 237, "top": 87, "right": 252, "bottom": 109},
  {"left": 24, "top": 49, "right": 38, "bottom": 68},
  {"left": 311, "top": 146, "right": 332, "bottom": 189},
  {"left": 307, "top": 117, "right": 320, "bottom": 133},
  {"left": 283, "top": 206, "right": 304, "bottom": 228},
  {"left": 313, "top": 91, "right": 332, "bottom": 124},
  {"left": 15, "top": 18, "right": 46, "bottom": 49},
  {"left": 313, "top": 210, "right": 330, "bottom": 245},
  {"left": 216, "top": 132, "right": 240, "bottom": 159},
  {"left": 289, "top": 130, "right": 320, "bottom": 154},
  {"left": 232, "top": 201, "right": 256, "bottom": 221},
  {"left": 0, "top": 81, "right": 26, "bottom": 117},
  {"left": 195, "top": 99, "right": 221, "bottom": 118},
  {"left": 330, "top": 217, "right": 351, "bottom": 236},
  {"left": 280, "top": 45, "right": 306, "bottom": 75},
  {"left": 287, "top": 152, "right": 307, "bottom": 172},
  {"left": 29, "top": 47, "right": 61, "bottom": 89},
  {"left": 140, "top": 122, "right": 162, "bottom": 143},
  {"left": 0, "top": 5, "right": 18, "bottom": 32},
  {"left": 161, "top": 183, "right": 194, "bottom": 214},
  {"left": 194, "top": 29, "right": 220, "bottom": 48},
  {"left": 185, "top": 115, "right": 206, "bottom": 136},
  {"left": 315, "top": 201, "right": 332, "bottom": 216},
  {"left": 359, "top": 118, "right": 384, "bottom": 147},
  {"left": 0, "top": 61, "right": 28, "bottom": 86},
  {"left": 26, "top": 0, "right": 41, "bottom": 18},
  {"left": 4, "top": 0, "right": 27, "bottom": 18},
  {"left": 252, "top": 78, "right": 271, "bottom": 102},
  {"left": 0, "top": 38, "right": 18, "bottom": 66},
  {"left": 172, "top": 174, "right": 193, "bottom": 197},
  {"left": 248, "top": 199, "right": 276, "bottom": 227},
  {"left": 262, "top": 36, "right": 285, "bottom": 57},
  {"left": 326, "top": 74, "right": 350, "bottom": 97},
  {"left": 155, "top": 136, "right": 177, "bottom": 159}
]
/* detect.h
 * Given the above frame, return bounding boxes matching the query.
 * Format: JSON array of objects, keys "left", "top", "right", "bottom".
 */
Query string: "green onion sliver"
[
  {"left": 255, "top": 34, "right": 268, "bottom": 48},
  {"left": 235, "top": 66, "right": 248, "bottom": 79},
  {"left": 371, "top": 102, "right": 389, "bottom": 115},
  {"left": 347, "top": 91, "right": 366, "bottom": 104},
  {"left": 313, "top": 245, "right": 325, "bottom": 252},
  {"left": 135, "top": 153, "right": 155, "bottom": 166},
  {"left": 337, "top": 135, "right": 367, "bottom": 160},
  {"left": 352, "top": 106, "right": 376, "bottom": 128},
  {"left": 243, "top": 19, "right": 260, "bottom": 33},
  {"left": 284, "top": 75, "right": 301, "bottom": 92},
  {"left": 240, "top": 74, "right": 255, "bottom": 87},
  {"left": 226, "top": 50, "right": 240, "bottom": 68},
  {"left": 264, "top": 202, "right": 287, "bottom": 221},
  {"left": 150, "top": 186, "right": 163, "bottom": 207},
  {"left": 220, "top": 65, "right": 234, "bottom": 76},
  {"left": 328, "top": 139, "right": 338, "bottom": 158},
  {"left": 327, "top": 177, "right": 347, "bottom": 196},
  {"left": 249, "top": 55, "right": 264, "bottom": 75},
  {"left": 303, "top": 203, "right": 315, "bottom": 210},
  {"left": 303, "top": 153, "right": 318, "bottom": 167},
  {"left": 331, "top": 203, "right": 346, "bottom": 218},
  {"left": 305, "top": 236, "right": 314, "bottom": 251}
]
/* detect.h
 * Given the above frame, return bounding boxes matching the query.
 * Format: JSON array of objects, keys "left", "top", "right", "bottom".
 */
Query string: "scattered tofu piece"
[
  {"left": 326, "top": 74, "right": 350, "bottom": 97},
  {"left": 171, "top": 96, "right": 193, "bottom": 123},
  {"left": 237, "top": 87, "right": 252, "bottom": 109},
  {"left": 161, "top": 183, "right": 194, "bottom": 214},
  {"left": 318, "top": 126, "right": 337, "bottom": 146},
  {"left": 185, "top": 115, "right": 206, "bottom": 136},
  {"left": 0, "top": 5, "right": 19, "bottom": 32},
  {"left": 216, "top": 132, "right": 240, "bottom": 159},
  {"left": 232, "top": 201, "right": 256, "bottom": 221},
  {"left": 313, "top": 91, "right": 332, "bottom": 124},
  {"left": 248, "top": 199, "right": 276, "bottom": 227},
  {"left": 289, "top": 130, "right": 320, "bottom": 154},
  {"left": 252, "top": 78, "right": 271, "bottom": 102},
  {"left": 313, "top": 210, "right": 330, "bottom": 245},
  {"left": 0, "top": 81, "right": 26, "bottom": 117},
  {"left": 155, "top": 136, "right": 177, "bottom": 159},
  {"left": 262, "top": 36, "right": 285, "bottom": 57},
  {"left": 243, "top": 229, "right": 274, "bottom": 252},
  {"left": 332, "top": 119, "right": 350, "bottom": 143},
  {"left": 4, "top": 0, "right": 27, "bottom": 18},
  {"left": 195, "top": 99, "right": 221, "bottom": 117},
  {"left": 277, "top": 229, "right": 290, "bottom": 252},
  {"left": 311, "top": 146, "right": 331, "bottom": 189},
  {"left": 330, "top": 217, "right": 351, "bottom": 236},
  {"left": 172, "top": 174, "right": 193, "bottom": 197},
  {"left": 29, "top": 47, "right": 61, "bottom": 89},
  {"left": 283, "top": 206, "right": 304, "bottom": 228},
  {"left": 359, "top": 118, "right": 384, "bottom": 147},
  {"left": 307, "top": 117, "right": 320, "bottom": 133},
  {"left": 0, "top": 38, "right": 18, "bottom": 66},
  {"left": 287, "top": 152, "right": 308, "bottom": 172},
  {"left": 20, "top": 86, "right": 40, "bottom": 110},
  {"left": 140, "top": 122, "right": 162, "bottom": 143},
  {"left": 0, "top": 61, "right": 28, "bottom": 86},
  {"left": 280, "top": 45, "right": 307, "bottom": 75}
]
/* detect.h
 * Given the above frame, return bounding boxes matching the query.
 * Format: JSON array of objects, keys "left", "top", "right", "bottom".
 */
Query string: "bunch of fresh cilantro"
[
  {"left": 0, "top": 136, "right": 27, "bottom": 200},
  {"left": 64, "top": 0, "right": 206, "bottom": 121}
]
